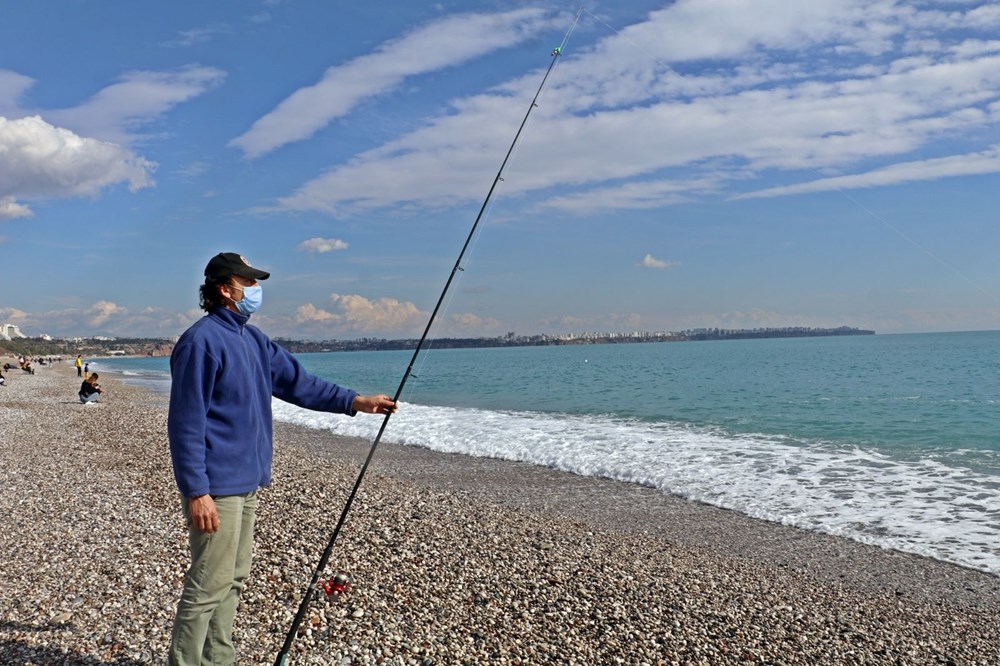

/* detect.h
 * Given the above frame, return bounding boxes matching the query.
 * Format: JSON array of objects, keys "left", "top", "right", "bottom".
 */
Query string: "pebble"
[{"left": 1, "top": 361, "right": 998, "bottom": 664}]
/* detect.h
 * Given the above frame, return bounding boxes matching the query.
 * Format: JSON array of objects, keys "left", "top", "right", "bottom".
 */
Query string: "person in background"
[
  {"left": 75, "top": 354, "right": 83, "bottom": 377},
  {"left": 79, "top": 373, "right": 102, "bottom": 403},
  {"left": 166, "top": 251, "right": 398, "bottom": 666}
]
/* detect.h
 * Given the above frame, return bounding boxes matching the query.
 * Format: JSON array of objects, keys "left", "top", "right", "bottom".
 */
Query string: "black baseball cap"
[{"left": 204, "top": 252, "right": 271, "bottom": 281}]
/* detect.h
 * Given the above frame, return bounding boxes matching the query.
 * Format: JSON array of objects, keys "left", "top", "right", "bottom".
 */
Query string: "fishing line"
[
  {"left": 409, "top": 99, "right": 550, "bottom": 405},
  {"left": 582, "top": 8, "right": 1000, "bottom": 306},
  {"left": 406, "top": 196, "right": 501, "bottom": 401},
  {"left": 273, "top": 9, "right": 584, "bottom": 664},
  {"left": 825, "top": 190, "right": 1000, "bottom": 304},
  {"left": 408, "top": 67, "right": 545, "bottom": 397}
]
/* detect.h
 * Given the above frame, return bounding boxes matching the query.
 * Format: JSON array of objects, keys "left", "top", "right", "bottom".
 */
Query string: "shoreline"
[
  {"left": 90, "top": 352, "right": 1000, "bottom": 580},
  {"left": 282, "top": 421, "right": 1000, "bottom": 608},
  {"left": 1, "top": 360, "right": 998, "bottom": 664}
]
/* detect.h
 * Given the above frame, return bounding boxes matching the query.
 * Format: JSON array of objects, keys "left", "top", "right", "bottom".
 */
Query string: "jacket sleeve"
[
  {"left": 267, "top": 338, "right": 358, "bottom": 415},
  {"left": 167, "top": 341, "right": 218, "bottom": 497}
]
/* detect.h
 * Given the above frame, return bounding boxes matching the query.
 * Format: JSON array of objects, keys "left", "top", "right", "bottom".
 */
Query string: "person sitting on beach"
[
  {"left": 20, "top": 359, "right": 34, "bottom": 374},
  {"left": 0, "top": 369, "right": 6, "bottom": 386},
  {"left": 79, "top": 373, "right": 102, "bottom": 403},
  {"left": 166, "top": 251, "right": 398, "bottom": 666}
]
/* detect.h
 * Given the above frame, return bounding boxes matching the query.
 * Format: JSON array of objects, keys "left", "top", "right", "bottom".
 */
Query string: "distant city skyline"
[
  {"left": 0, "top": 321, "right": 874, "bottom": 344},
  {"left": 2, "top": 2, "right": 999, "bottom": 339}
]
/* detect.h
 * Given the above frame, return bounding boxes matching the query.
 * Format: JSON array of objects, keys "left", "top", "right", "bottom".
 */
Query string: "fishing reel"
[{"left": 319, "top": 572, "right": 351, "bottom": 597}]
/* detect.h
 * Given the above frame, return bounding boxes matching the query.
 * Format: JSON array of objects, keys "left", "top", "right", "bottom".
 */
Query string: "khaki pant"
[{"left": 168, "top": 491, "right": 257, "bottom": 666}]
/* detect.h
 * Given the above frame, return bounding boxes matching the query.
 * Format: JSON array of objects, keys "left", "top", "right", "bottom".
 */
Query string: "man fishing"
[{"left": 167, "top": 251, "right": 397, "bottom": 666}]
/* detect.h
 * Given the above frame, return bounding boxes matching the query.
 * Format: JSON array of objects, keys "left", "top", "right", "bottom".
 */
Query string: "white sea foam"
[
  {"left": 101, "top": 368, "right": 172, "bottom": 394},
  {"left": 272, "top": 398, "right": 1000, "bottom": 574}
]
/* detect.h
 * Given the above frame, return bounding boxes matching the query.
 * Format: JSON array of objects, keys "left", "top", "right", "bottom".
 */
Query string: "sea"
[{"left": 95, "top": 330, "right": 1000, "bottom": 575}]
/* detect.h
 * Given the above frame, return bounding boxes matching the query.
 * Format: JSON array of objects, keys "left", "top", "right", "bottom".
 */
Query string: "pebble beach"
[{"left": 1, "top": 360, "right": 998, "bottom": 665}]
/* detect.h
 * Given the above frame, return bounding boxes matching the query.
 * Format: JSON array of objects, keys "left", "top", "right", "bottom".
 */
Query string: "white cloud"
[
  {"left": 177, "top": 161, "right": 210, "bottom": 178},
  {"left": 610, "top": 0, "right": 898, "bottom": 61},
  {"left": 44, "top": 66, "right": 225, "bottom": 145},
  {"left": 1, "top": 303, "right": 198, "bottom": 337},
  {"left": 0, "top": 66, "right": 219, "bottom": 216},
  {"left": 0, "top": 70, "right": 33, "bottom": 116},
  {"left": 0, "top": 307, "right": 27, "bottom": 323},
  {"left": 266, "top": 2, "right": 1000, "bottom": 216},
  {"left": 164, "top": 25, "right": 232, "bottom": 48},
  {"left": 641, "top": 254, "right": 677, "bottom": 270},
  {"left": 229, "top": 8, "right": 560, "bottom": 158},
  {"left": 294, "top": 293, "right": 427, "bottom": 334},
  {"left": 540, "top": 177, "right": 723, "bottom": 213},
  {"left": 539, "top": 312, "right": 644, "bottom": 333},
  {"left": 0, "top": 116, "right": 155, "bottom": 218},
  {"left": 735, "top": 144, "right": 1000, "bottom": 199},
  {"left": 949, "top": 39, "right": 1000, "bottom": 58},
  {"left": 294, "top": 303, "right": 337, "bottom": 323},
  {"left": 299, "top": 305, "right": 502, "bottom": 338},
  {"left": 0, "top": 196, "right": 32, "bottom": 219},
  {"left": 330, "top": 293, "right": 425, "bottom": 332},
  {"left": 968, "top": 3, "right": 1000, "bottom": 27},
  {"left": 446, "top": 312, "right": 502, "bottom": 333},
  {"left": 298, "top": 237, "right": 349, "bottom": 254},
  {"left": 87, "top": 301, "right": 128, "bottom": 327}
]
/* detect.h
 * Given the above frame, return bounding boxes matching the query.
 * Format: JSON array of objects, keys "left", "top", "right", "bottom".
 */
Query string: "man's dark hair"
[{"left": 199, "top": 278, "right": 230, "bottom": 312}]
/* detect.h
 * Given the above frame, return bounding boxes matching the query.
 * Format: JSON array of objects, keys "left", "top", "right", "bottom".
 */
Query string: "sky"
[{"left": 1, "top": 0, "right": 999, "bottom": 340}]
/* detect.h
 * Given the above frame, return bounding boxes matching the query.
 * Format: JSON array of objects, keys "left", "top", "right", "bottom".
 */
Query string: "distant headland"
[{"left": 0, "top": 326, "right": 874, "bottom": 358}]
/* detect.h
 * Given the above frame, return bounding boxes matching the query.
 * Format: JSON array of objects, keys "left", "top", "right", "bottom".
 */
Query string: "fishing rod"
[{"left": 274, "top": 9, "right": 584, "bottom": 664}]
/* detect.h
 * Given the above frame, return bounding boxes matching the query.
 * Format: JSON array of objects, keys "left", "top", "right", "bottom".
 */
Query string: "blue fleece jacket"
[{"left": 167, "top": 307, "right": 358, "bottom": 498}]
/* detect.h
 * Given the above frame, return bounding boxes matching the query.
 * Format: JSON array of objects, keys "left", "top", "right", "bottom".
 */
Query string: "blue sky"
[{"left": 1, "top": 1, "right": 999, "bottom": 340}]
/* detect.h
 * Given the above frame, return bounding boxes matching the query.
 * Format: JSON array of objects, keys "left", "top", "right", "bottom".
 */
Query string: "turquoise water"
[{"left": 97, "top": 331, "right": 1000, "bottom": 573}]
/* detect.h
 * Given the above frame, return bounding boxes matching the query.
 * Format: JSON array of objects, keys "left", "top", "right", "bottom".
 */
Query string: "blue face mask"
[{"left": 231, "top": 284, "right": 263, "bottom": 315}]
